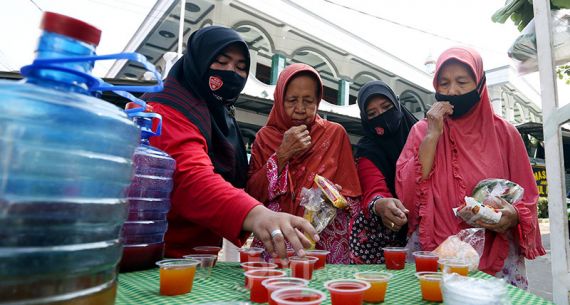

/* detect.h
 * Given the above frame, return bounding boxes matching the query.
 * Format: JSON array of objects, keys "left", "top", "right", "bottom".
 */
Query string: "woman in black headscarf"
[
  {"left": 144, "top": 26, "right": 317, "bottom": 259},
  {"left": 350, "top": 80, "right": 418, "bottom": 264}
]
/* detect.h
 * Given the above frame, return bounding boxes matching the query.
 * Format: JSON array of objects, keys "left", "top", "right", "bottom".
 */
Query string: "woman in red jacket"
[
  {"left": 144, "top": 26, "right": 317, "bottom": 260},
  {"left": 350, "top": 80, "right": 417, "bottom": 264}
]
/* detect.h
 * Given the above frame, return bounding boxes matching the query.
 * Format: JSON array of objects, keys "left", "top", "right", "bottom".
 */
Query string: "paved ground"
[{"left": 527, "top": 221, "right": 553, "bottom": 301}]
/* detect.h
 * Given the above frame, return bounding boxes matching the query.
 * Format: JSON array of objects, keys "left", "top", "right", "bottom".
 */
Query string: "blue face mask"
[{"left": 435, "top": 74, "right": 486, "bottom": 119}]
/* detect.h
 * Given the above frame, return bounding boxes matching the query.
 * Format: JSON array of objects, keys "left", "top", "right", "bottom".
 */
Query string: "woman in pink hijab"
[{"left": 396, "top": 47, "right": 545, "bottom": 288}]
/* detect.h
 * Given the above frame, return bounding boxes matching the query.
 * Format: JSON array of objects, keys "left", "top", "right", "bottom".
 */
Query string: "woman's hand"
[
  {"left": 242, "top": 205, "right": 319, "bottom": 259},
  {"left": 426, "top": 102, "right": 453, "bottom": 137},
  {"left": 276, "top": 125, "right": 311, "bottom": 170},
  {"left": 373, "top": 198, "right": 409, "bottom": 231},
  {"left": 419, "top": 102, "right": 454, "bottom": 179},
  {"left": 476, "top": 197, "right": 519, "bottom": 233}
]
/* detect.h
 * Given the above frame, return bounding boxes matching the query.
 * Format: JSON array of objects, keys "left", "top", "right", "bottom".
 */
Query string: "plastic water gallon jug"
[
  {"left": 0, "top": 12, "right": 162, "bottom": 305},
  {"left": 120, "top": 102, "right": 175, "bottom": 272}
]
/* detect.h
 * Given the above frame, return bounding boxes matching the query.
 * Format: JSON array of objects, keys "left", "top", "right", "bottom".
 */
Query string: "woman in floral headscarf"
[
  {"left": 396, "top": 47, "right": 545, "bottom": 288},
  {"left": 247, "top": 63, "right": 361, "bottom": 263}
]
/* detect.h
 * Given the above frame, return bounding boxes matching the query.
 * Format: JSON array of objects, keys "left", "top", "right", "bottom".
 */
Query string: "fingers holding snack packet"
[{"left": 476, "top": 197, "right": 519, "bottom": 233}]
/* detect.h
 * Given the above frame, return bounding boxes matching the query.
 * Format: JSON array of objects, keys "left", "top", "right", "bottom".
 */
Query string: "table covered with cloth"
[{"left": 116, "top": 262, "right": 552, "bottom": 305}]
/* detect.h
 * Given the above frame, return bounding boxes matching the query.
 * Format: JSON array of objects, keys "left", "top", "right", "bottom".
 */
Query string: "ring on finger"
[{"left": 270, "top": 229, "right": 283, "bottom": 239}]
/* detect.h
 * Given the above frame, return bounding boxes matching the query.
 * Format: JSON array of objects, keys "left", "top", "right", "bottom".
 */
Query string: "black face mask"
[
  {"left": 368, "top": 107, "right": 403, "bottom": 136},
  {"left": 435, "top": 75, "right": 486, "bottom": 119},
  {"left": 207, "top": 69, "right": 246, "bottom": 105}
]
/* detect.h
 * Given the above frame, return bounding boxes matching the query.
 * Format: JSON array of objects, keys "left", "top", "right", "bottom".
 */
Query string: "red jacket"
[
  {"left": 358, "top": 157, "right": 392, "bottom": 215},
  {"left": 149, "top": 103, "right": 260, "bottom": 257}
]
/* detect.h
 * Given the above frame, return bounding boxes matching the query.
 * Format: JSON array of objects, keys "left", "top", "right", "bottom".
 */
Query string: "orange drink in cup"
[
  {"left": 324, "top": 279, "right": 371, "bottom": 305},
  {"left": 245, "top": 269, "right": 286, "bottom": 303},
  {"left": 289, "top": 256, "right": 318, "bottom": 280},
  {"left": 156, "top": 259, "right": 200, "bottom": 296},
  {"left": 383, "top": 247, "right": 407, "bottom": 270},
  {"left": 416, "top": 272, "right": 443, "bottom": 302},
  {"left": 354, "top": 271, "right": 393, "bottom": 303},
  {"left": 239, "top": 247, "right": 264, "bottom": 263},
  {"left": 440, "top": 259, "right": 469, "bottom": 276},
  {"left": 305, "top": 250, "right": 329, "bottom": 270},
  {"left": 413, "top": 251, "right": 439, "bottom": 272},
  {"left": 271, "top": 287, "right": 326, "bottom": 305},
  {"left": 262, "top": 277, "right": 309, "bottom": 305}
]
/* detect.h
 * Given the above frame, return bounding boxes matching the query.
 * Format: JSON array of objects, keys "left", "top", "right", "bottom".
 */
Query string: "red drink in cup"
[
  {"left": 289, "top": 256, "right": 318, "bottom": 280},
  {"left": 271, "top": 287, "right": 326, "bottom": 305},
  {"left": 262, "top": 277, "right": 309, "bottom": 305},
  {"left": 305, "top": 250, "right": 329, "bottom": 270},
  {"left": 241, "top": 262, "right": 278, "bottom": 288},
  {"left": 239, "top": 247, "right": 264, "bottom": 263},
  {"left": 244, "top": 269, "right": 286, "bottom": 303},
  {"left": 413, "top": 251, "right": 439, "bottom": 272},
  {"left": 324, "top": 279, "right": 371, "bottom": 305},
  {"left": 383, "top": 247, "right": 407, "bottom": 270}
]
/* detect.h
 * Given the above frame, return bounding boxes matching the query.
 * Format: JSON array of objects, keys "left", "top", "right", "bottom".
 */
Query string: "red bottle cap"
[{"left": 40, "top": 11, "right": 102, "bottom": 46}]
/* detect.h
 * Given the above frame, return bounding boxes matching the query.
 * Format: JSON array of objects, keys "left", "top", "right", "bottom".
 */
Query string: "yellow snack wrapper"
[{"left": 314, "top": 175, "right": 347, "bottom": 209}]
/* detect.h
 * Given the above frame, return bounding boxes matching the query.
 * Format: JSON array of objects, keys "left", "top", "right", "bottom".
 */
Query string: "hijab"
[
  {"left": 355, "top": 80, "right": 418, "bottom": 196},
  {"left": 247, "top": 63, "right": 361, "bottom": 215},
  {"left": 144, "top": 26, "right": 250, "bottom": 187}
]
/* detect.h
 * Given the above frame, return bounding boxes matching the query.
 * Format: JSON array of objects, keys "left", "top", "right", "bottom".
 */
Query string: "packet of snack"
[
  {"left": 455, "top": 196, "right": 502, "bottom": 226},
  {"left": 299, "top": 187, "right": 337, "bottom": 235},
  {"left": 314, "top": 174, "right": 348, "bottom": 209}
]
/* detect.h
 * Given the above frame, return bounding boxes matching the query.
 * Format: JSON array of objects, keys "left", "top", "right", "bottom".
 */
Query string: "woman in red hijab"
[
  {"left": 396, "top": 47, "right": 545, "bottom": 288},
  {"left": 247, "top": 63, "right": 361, "bottom": 263}
]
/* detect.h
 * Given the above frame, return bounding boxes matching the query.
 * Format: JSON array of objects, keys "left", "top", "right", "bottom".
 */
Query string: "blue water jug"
[
  {"left": 0, "top": 12, "right": 161, "bottom": 304},
  {"left": 120, "top": 102, "right": 175, "bottom": 272}
]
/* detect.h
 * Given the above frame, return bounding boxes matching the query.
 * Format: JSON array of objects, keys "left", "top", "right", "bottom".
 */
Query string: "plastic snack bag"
[
  {"left": 299, "top": 187, "right": 337, "bottom": 234},
  {"left": 314, "top": 174, "right": 348, "bottom": 209},
  {"left": 433, "top": 228, "right": 485, "bottom": 271},
  {"left": 471, "top": 179, "right": 524, "bottom": 205},
  {"left": 455, "top": 196, "right": 502, "bottom": 226},
  {"left": 455, "top": 179, "right": 524, "bottom": 227}
]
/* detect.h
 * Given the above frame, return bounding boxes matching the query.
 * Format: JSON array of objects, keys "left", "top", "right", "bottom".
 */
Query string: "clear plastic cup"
[
  {"left": 183, "top": 254, "right": 216, "bottom": 279},
  {"left": 262, "top": 277, "right": 310, "bottom": 305},
  {"left": 382, "top": 247, "right": 407, "bottom": 270},
  {"left": 241, "top": 261, "right": 279, "bottom": 271},
  {"left": 289, "top": 256, "right": 318, "bottom": 280},
  {"left": 324, "top": 279, "right": 371, "bottom": 305},
  {"left": 413, "top": 251, "right": 439, "bottom": 272},
  {"left": 193, "top": 246, "right": 221, "bottom": 266},
  {"left": 239, "top": 247, "right": 264, "bottom": 263},
  {"left": 440, "top": 259, "right": 469, "bottom": 276},
  {"left": 354, "top": 271, "right": 393, "bottom": 303},
  {"left": 155, "top": 259, "right": 200, "bottom": 296},
  {"left": 415, "top": 271, "right": 443, "bottom": 302},
  {"left": 305, "top": 250, "right": 330, "bottom": 270},
  {"left": 244, "top": 269, "right": 286, "bottom": 303},
  {"left": 271, "top": 287, "right": 327, "bottom": 305}
]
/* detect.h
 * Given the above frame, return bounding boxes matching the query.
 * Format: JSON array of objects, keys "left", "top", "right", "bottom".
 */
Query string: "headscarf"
[
  {"left": 247, "top": 63, "right": 361, "bottom": 215},
  {"left": 143, "top": 26, "right": 250, "bottom": 187},
  {"left": 355, "top": 80, "right": 418, "bottom": 196},
  {"left": 396, "top": 47, "right": 544, "bottom": 274}
]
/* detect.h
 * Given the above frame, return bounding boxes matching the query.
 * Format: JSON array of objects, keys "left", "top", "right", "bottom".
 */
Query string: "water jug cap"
[{"left": 41, "top": 12, "right": 101, "bottom": 46}]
